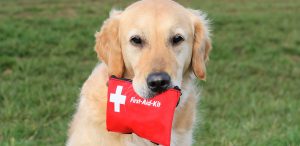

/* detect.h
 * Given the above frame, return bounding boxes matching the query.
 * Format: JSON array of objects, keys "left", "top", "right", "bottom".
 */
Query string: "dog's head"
[{"left": 95, "top": 0, "right": 211, "bottom": 98}]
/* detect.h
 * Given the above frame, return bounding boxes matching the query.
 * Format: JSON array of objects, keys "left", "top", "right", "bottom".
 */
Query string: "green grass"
[{"left": 0, "top": 0, "right": 299, "bottom": 145}]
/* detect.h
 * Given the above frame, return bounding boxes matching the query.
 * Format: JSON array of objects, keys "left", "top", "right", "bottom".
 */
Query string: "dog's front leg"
[
  {"left": 122, "top": 133, "right": 158, "bottom": 146},
  {"left": 171, "top": 93, "right": 198, "bottom": 146},
  {"left": 66, "top": 96, "right": 125, "bottom": 146},
  {"left": 67, "top": 127, "right": 156, "bottom": 146}
]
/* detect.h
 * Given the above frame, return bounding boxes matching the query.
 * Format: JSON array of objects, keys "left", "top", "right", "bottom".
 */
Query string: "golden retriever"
[{"left": 67, "top": 0, "right": 211, "bottom": 145}]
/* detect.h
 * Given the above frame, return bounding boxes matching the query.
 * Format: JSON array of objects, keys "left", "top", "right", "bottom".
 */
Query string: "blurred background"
[{"left": 0, "top": 0, "right": 299, "bottom": 145}]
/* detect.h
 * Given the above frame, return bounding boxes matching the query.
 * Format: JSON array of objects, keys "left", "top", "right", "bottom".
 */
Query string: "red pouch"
[{"left": 106, "top": 76, "right": 181, "bottom": 146}]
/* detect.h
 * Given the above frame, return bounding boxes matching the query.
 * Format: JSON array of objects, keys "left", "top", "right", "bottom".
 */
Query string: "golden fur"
[{"left": 67, "top": 0, "right": 211, "bottom": 145}]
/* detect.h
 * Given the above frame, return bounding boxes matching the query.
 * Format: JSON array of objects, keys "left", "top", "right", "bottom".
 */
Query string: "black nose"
[{"left": 147, "top": 72, "right": 171, "bottom": 92}]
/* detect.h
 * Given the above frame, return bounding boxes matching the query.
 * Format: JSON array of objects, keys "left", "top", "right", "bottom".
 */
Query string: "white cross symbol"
[{"left": 110, "top": 86, "right": 126, "bottom": 112}]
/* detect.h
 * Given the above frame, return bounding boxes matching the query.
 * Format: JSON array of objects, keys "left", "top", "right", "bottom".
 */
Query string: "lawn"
[{"left": 0, "top": 0, "right": 299, "bottom": 146}]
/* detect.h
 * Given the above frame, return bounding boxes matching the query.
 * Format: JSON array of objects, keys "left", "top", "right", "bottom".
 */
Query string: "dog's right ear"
[
  {"left": 95, "top": 9, "right": 124, "bottom": 78},
  {"left": 188, "top": 9, "right": 212, "bottom": 80}
]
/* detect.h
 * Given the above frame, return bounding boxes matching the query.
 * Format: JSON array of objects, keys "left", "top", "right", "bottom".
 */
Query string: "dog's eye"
[
  {"left": 171, "top": 34, "right": 184, "bottom": 45},
  {"left": 130, "top": 36, "right": 143, "bottom": 46}
]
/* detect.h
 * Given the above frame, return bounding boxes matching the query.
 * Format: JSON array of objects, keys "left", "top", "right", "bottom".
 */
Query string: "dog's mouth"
[
  {"left": 143, "top": 90, "right": 157, "bottom": 99},
  {"left": 132, "top": 72, "right": 178, "bottom": 99},
  {"left": 135, "top": 87, "right": 174, "bottom": 99},
  {"left": 133, "top": 81, "right": 174, "bottom": 99}
]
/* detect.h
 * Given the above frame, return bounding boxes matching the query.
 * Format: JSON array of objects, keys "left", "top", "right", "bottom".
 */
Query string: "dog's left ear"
[
  {"left": 189, "top": 9, "right": 212, "bottom": 80},
  {"left": 95, "top": 9, "right": 124, "bottom": 78}
]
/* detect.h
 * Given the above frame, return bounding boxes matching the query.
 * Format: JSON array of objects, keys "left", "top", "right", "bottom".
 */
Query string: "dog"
[{"left": 66, "top": 0, "right": 211, "bottom": 145}]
